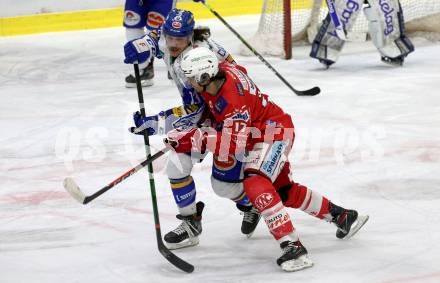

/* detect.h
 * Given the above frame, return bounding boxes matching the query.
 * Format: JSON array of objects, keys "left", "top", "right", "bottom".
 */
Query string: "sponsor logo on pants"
[{"left": 255, "top": 192, "right": 274, "bottom": 211}]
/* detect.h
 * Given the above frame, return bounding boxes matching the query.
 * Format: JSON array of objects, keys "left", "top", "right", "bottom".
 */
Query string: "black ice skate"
[
  {"left": 381, "top": 55, "right": 404, "bottom": 66},
  {"left": 276, "top": 240, "right": 313, "bottom": 272},
  {"left": 236, "top": 204, "right": 261, "bottom": 238},
  {"left": 164, "top": 201, "right": 204, "bottom": 250},
  {"left": 125, "top": 60, "right": 154, "bottom": 88},
  {"left": 329, "top": 202, "right": 369, "bottom": 239},
  {"left": 319, "top": 58, "right": 334, "bottom": 69}
]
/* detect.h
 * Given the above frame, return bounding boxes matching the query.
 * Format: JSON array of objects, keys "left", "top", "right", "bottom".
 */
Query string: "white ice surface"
[{"left": 1, "top": 15, "right": 440, "bottom": 283}]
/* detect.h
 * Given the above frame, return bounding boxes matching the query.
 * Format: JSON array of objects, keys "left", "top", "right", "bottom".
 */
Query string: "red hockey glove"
[{"left": 164, "top": 128, "right": 207, "bottom": 153}]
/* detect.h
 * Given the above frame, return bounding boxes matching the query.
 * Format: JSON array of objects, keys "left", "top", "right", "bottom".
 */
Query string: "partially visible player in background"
[
  {"left": 166, "top": 46, "right": 369, "bottom": 272},
  {"left": 123, "top": 0, "right": 175, "bottom": 87},
  {"left": 124, "top": 9, "right": 261, "bottom": 250},
  {"left": 310, "top": 0, "right": 414, "bottom": 67}
]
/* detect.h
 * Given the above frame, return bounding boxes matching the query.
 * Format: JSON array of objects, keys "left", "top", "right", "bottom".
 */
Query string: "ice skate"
[
  {"left": 277, "top": 240, "right": 313, "bottom": 272},
  {"left": 237, "top": 204, "right": 261, "bottom": 238},
  {"left": 381, "top": 55, "right": 404, "bottom": 66},
  {"left": 330, "top": 203, "right": 369, "bottom": 239},
  {"left": 319, "top": 58, "right": 334, "bottom": 69},
  {"left": 164, "top": 201, "right": 204, "bottom": 250},
  {"left": 125, "top": 61, "right": 154, "bottom": 88}
]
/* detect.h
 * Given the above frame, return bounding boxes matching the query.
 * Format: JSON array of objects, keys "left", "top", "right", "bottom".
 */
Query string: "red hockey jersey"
[{"left": 201, "top": 62, "right": 294, "bottom": 156}]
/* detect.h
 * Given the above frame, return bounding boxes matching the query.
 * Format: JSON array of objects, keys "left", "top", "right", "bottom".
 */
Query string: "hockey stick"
[
  {"left": 134, "top": 64, "right": 194, "bottom": 273},
  {"left": 63, "top": 147, "right": 169, "bottom": 204},
  {"left": 325, "top": 0, "right": 347, "bottom": 40},
  {"left": 201, "top": 1, "right": 320, "bottom": 96}
]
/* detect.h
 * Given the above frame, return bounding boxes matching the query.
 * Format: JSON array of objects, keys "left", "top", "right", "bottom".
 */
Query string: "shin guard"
[{"left": 244, "top": 175, "right": 296, "bottom": 241}]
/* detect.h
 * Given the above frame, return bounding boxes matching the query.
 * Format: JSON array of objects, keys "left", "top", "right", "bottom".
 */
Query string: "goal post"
[{"left": 283, "top": 0, "right": 292, "bottom": 59}]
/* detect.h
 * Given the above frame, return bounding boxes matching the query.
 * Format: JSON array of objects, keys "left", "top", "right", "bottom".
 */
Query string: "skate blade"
[
  {"left": 281, "top": 254, "right": 314, "bottom": 272},
  {"left": 344, "top": 215, "right": 369, "bottom": 239},
  {"left": 381, "top": 57, "right": 403, "bottom": 66},
  {"left": 165, "top": 237, "right": 199, "bottom": 250},
  {"left": 125, "top": 79, "right": 154, "bottom": 88}
]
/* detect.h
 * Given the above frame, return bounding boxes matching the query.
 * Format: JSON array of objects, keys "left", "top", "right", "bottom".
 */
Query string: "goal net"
[{"left": 240, "top": 0, "right": 440, "bottom": 59}]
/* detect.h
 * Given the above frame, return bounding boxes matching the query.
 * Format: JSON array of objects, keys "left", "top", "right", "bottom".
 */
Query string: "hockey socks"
[
  {"left": 244, "top": 175, "right": 313, "bottom": 271},
  {"left": 244, "top": 175, "right": 295, "bottom": 240},
  {"left": 170, "top": 176, "right": 197, "bottom": 215},
  {"left": 278, "top": 183, "right": 368, "bottom": 239},
  {"left": 278, "top": 182, "right": 331, "bottom": 220}
]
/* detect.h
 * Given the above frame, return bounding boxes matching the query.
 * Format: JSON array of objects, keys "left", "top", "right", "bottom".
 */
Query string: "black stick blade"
[
  {"left": 295, "top": 86, "right": 321, "bottom": 96},
  {"left": 158, "top": 243, "right": 194, "bottom": 273}
]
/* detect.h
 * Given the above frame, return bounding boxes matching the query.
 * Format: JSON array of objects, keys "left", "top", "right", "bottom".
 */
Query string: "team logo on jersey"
[
  {"left": 124, "top": 10, "right": 141, "bottom": 26},
  {"left": 147, "top": 12, "right": 165, "bottom": 29},
  {"left": 254, "top": 192, "right": 274, "bottom": 211},
  {"left": 214, "top": 96, "right": 228, "bottom": 114},
  {"left": 173, "top": 117, "right": 196, "bottom": 130},
  {"left": 213, "top": 154, "right": 237, "bottom": 171},
  {"left": 230, "top": 109, "right": 250, "bottom": 122}
]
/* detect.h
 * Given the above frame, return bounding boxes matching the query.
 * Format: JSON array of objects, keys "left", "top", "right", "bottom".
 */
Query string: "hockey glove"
[
  {"left": 130, "top": 111, "right": 158, "bottom": 136},
  {"left": 164, "top": 128, "right": 207, "bottom": 153},
  {"left": 193, "top": 26, "right": 211, "bottom": 41},
  {"left": 124, "top": 35, "right": 156, "bottom": 64}
]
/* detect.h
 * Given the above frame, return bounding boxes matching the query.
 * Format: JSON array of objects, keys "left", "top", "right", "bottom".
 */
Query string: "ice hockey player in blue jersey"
[
  {"left": 310, "top": 0, "right": 414, "bottom": 67},
  {"left": 123, "top": 8, "right": 261, "bottom": 249},
  {"left": 123, "top": 0, "right": 175, "bottom": 87}
]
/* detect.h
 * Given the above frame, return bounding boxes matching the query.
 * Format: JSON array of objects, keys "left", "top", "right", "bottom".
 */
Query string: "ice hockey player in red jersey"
[{"left": 163, "top": 47, "right": 369, "bottom": 272}]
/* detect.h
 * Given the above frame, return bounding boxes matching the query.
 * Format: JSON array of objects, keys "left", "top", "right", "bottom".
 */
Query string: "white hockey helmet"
[{"left": 180, "top": 47, "right": 219, "bottom": 85}]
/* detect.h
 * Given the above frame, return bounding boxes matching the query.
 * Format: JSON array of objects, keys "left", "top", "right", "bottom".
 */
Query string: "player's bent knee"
[
  {"left": 278, "top": 182, "right": 309, "bottom": 209},
  {"left": 210, "top": 176, "right": 244, "bottom": 200},
  {"left": 243, "top": 174, "right": 280, "bottom": 211}
]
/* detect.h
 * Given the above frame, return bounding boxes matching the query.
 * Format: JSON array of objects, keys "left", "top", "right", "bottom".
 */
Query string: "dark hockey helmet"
[{"left": 162, "top": 9, "right": 195, "bottom": 38}]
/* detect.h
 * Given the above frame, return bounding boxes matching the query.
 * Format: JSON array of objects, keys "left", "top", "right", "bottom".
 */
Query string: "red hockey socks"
[
  {"left": 279, "top": 182, "right": 332, "bottom": 221},
  {"left": 244, "top": 175, "right": 298, "bottom": 242}
]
